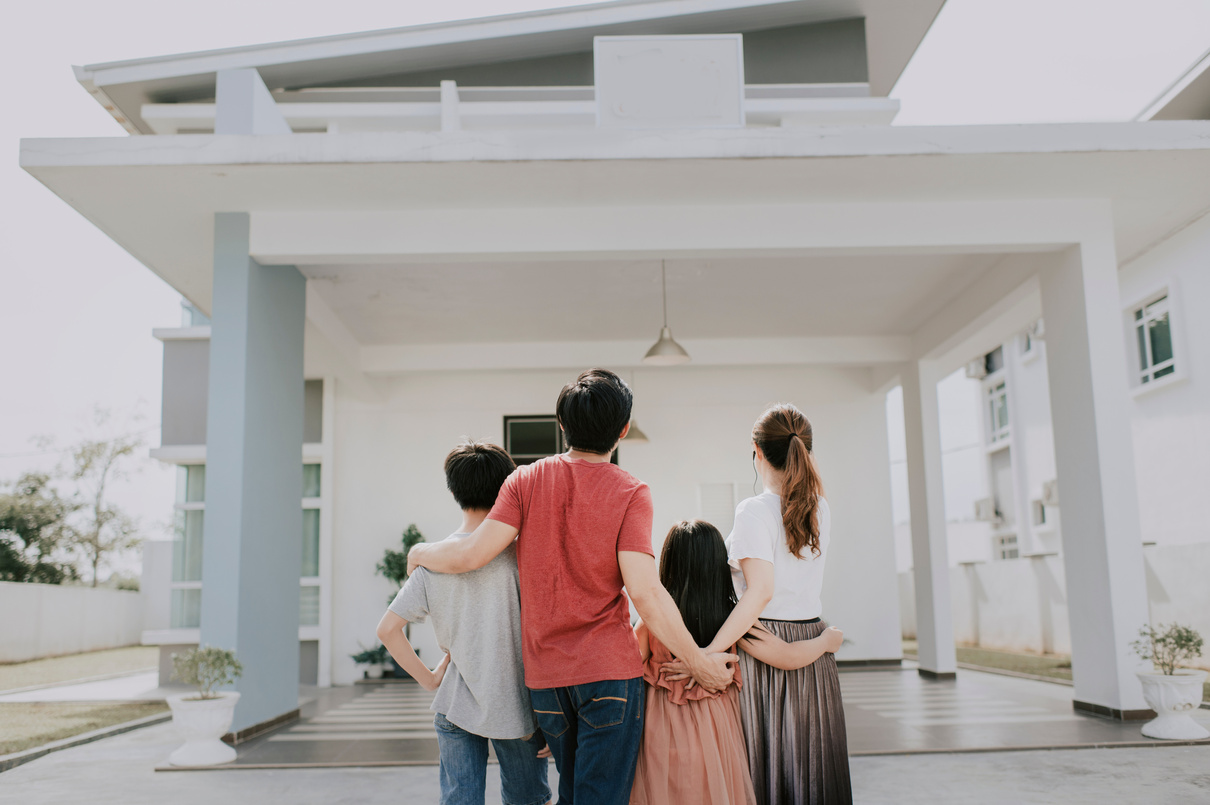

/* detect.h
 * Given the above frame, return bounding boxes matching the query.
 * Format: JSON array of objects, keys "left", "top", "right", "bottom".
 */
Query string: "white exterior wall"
[
  {"left": 0, "top": 582, "right": 144, "bottom": 662},
  {"left": 899, "top": 541, "right": 1210, "bottom": 671},
  {"left": 1119, "top": 213, "right": 1210, "bottom": 547},
  {"left": 328, "top": 365, "right": 901, "bottom": 686}
]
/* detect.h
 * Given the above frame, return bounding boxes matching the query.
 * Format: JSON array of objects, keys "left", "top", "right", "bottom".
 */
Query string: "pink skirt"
[{"left": 630, "top": 684, "right": 757, "bottom": 805}]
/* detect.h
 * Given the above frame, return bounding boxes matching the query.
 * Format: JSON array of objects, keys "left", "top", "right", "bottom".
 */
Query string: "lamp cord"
[{"left": 661, "top": 260, "right": 669, "bottom": 327}]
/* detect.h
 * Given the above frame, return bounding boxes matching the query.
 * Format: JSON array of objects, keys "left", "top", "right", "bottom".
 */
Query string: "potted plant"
[
  {"left": 1131, "top": 623, "right": 1208, "bottom": 740},
  {"left": 351, "top": 644, "right": 391, "bottom": 679},
  {"left": 166, "top": 645, "right": 244, "bottom": 766},
  {"left": 377, "top": 524, "right": 426, "bottom": 674}
]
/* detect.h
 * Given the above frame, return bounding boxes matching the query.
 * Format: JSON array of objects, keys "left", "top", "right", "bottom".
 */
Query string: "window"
[
  {"left": 1133, "top": 295, "right": 1175, "bottom": 385},
  {"left": 984, "top": 346, "right": 1004, "bottom": 376},
  {"left": 168, "top": 462, "right": 325, "bottom": 630},
  {"left": 995, "top": 534, "right": 1019, "bottom": 561},
  {"left": 986, "top": 381, "right": 1010, "bottom": 445},
  {"left": 504, "top": 416, "right": 565, "bottom": 465},
  {"left": 504, "top": 415, "right": 618, "bottom": 465},
  {"left": 170, "top": 465, "right": 205, "bottom": 628}
]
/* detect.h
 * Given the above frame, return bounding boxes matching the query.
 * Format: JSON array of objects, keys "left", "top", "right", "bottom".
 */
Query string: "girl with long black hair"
[{"left": 630, "top": 520, "right": 843, "bottom": 805}]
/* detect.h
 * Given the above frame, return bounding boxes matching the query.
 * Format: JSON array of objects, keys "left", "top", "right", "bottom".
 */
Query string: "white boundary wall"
[
  {"left": 0, "top": 582, "right": 143, "bottom": 662},
  {"left": 899, "top": 542, "right": 1210, "bottom": 671}
]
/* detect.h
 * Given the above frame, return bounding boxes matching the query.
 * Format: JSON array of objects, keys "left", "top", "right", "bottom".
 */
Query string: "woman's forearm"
[
  {"left": 704, "top": 558, "right": 774, "bottom": 654},
  {"left": 740, "top": 632, "right": 828, "bottom": 670}
]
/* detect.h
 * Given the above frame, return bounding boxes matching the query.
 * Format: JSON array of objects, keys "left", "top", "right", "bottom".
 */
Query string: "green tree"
[
  {"left": 377, "top": 524, "right": 426, "bottom": 639},
  {"left": 63, "top": 428, "right": 145, "bottom": 587},
  {"left": 0, "top": 472, "right": 79, "bottom": 584}
]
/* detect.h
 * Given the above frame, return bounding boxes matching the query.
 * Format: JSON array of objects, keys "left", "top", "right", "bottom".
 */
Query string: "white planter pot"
[
  {"left": 167, "top": 691, "right": 241, "bottom": 766},
  {"left": 365, "top": 663, "right": 384, "bottom": 679},
  {"left": 1136, "top": 670, "right": 1209, "bottom": 740}
]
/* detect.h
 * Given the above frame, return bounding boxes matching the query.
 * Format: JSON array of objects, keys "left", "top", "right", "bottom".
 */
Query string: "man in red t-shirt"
[{"left": 408, "top": 368, "right": 736, "bottom": 805}]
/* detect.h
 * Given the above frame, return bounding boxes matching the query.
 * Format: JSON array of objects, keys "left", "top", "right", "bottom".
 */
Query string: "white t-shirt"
[{"left": 725, "top": 492, "right": 831, "bottom": 620}]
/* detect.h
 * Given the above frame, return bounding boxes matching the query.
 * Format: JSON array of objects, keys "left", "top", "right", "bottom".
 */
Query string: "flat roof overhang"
[
  {"left": 72, "top": 0, "right": 944, "bottom": 134},
  {"left": 20, "top": 122, "right": 1210, "bottom": 321}
]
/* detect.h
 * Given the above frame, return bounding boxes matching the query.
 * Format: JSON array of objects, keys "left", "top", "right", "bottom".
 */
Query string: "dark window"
[
  {"left": 504, "top": 415, "right": 618, "bottom": 465},
  {"left": 984, "top": 346, "right": 1004, "bottom": 375}
]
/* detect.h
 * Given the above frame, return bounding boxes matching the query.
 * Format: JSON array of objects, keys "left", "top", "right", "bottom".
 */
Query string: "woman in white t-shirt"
[{"left": 700, "top": 403, "right": 852, "bottom": 805}]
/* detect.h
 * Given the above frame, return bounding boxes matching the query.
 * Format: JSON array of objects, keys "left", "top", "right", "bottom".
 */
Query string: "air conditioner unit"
[
  {"left": 966, "top": 360, "right": 988, "bottom": 380},
  {"left": 974, "top": 497, "right": 999, "bottom": 522},
  {"left": 1041, "top": 480, "right": 1059, "bottom": 507}
]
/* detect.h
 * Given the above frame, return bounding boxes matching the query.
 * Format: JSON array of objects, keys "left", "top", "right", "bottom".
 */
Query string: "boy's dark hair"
[
  {"left": 555, "top": 368, "right": 633, "bottom": 454},
  {"left": 444, "top": 440, "right": 516, "bottom": 511}
]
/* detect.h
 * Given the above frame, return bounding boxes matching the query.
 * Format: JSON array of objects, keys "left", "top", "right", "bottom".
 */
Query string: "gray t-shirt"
[{"left": 388, "top": 533, "right": 535, "bottom": 740}]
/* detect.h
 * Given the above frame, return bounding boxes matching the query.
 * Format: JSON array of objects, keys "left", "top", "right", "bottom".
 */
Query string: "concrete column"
[
  {"left": 200, "top": 212, "right": 306, "bottom": 733},
  {"left": 900, "top": 359, "right": 958, "bottom": 679},
  {"left": 215, "top": 69, "right": 291, "bottom": 135},
  {"left": 1039, "top": 241, "right": 1151, "bottom": 718}
]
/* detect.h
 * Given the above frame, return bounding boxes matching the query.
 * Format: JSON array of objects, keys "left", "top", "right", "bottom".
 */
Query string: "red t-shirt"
[{"left": 487, "top": 454, "right": 654, "bottom": 689}]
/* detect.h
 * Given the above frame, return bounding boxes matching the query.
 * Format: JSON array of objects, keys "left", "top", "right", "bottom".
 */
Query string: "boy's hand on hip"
[{"left": 421, "top": 653, "right": 451, "bottom": 691}]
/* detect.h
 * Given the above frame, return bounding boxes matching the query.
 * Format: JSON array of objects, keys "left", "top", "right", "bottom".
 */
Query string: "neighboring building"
[{"left": 23, "top": 0, "right": 1210, "bottom": 735}]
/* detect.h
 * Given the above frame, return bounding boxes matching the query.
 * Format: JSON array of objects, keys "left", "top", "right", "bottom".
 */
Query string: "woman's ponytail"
[{"left": 753, "top": 404, "right": 824, "bottom": 558}]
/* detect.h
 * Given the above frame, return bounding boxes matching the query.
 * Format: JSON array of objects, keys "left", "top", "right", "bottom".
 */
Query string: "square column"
[
  {"left": 900, "top": 359, "right": 958, "bottom": 679},
  {"left": 201, "top": 212, "right": 306, "bottom": 733},
  {"left": 1040, "top": 241, "right": 1150, "bottom": 718}
]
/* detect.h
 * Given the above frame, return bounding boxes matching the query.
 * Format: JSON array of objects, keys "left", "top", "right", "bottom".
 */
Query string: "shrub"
[
  {"left": 171, "top": 646, "right": 243, "bottom": 700},
  {"left": 1132, "top": 623, "right": 1204, "bottom": 675},
  {"left": 350, "top": 644, "right": 390, "bottom": 665}
]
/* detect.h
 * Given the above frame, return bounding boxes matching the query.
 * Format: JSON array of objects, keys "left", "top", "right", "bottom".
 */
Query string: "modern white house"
[
  {"left": 21, "top": 0, "right": 1210, "bottom": 738},
  {"left": 886, "top": 53, "right": 1210, "bottom": 661}
]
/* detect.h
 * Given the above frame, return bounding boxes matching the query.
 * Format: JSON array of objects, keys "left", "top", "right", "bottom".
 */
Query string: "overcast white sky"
[{"left": 2, "top": 0, "right": 1209, "bottom": 577}]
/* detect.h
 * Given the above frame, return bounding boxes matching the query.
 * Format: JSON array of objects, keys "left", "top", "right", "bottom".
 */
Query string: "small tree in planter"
[
  {"left": 166, "top": 646, "right": 244, "bottom": 766},
  {"left": 350, "top": 644, "right": 391, "bottom": 679},
  {"left": 1131, "top": 623, "right": 1208, "bottom": 740},
  {"left": 377, "top": 524, "right": 426, "bottom": 639}
]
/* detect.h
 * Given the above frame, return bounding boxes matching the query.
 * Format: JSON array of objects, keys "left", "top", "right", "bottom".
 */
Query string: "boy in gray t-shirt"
[{"left": 376, "top": 441, "right": 550, "bottom": 805}]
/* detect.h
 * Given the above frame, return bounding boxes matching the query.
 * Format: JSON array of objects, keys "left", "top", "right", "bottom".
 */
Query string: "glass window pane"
[
  {"left": 171, "top": 588, "right": 202, "bottom": 628},
  {"left": 508, "top": 419, "right": 559, "bottom": 456},
  {"left": 173, "top": 510, "right": 204, "bottom": 582},
  {"left": 1148, "top": 313, "right": 1173, "bottom": 367},
  {"left": 185, "top": 466, "right": 205, "bottom": 503},
  {"left": 301, "top": 509, "right": 320, "bottom": 577},
  {"left": 299, "top": 586, "right": 319, "bottom": 626},
  {"left": 303, "top": 464, "right": 321, "bottom": 498},
  {"left": 1134, "top": 308, "right": 1143, "bottom": 321},
  {"left": 1155, "top": 365, "right": 1175, "bottom": 379},
  {"left": 1136, "top": 323, "right": 1149, "bottom": 372}
]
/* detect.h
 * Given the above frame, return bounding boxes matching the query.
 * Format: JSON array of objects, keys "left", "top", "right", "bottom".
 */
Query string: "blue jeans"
[
  {"left": 529, "top": 678, "right": 645, "bottom": 805},
  {"left": 433, "top": 712, "right": 551, "bottom": 805}
]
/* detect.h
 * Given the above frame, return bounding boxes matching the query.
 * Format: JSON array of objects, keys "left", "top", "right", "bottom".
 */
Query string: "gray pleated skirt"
[{"left": 738, "top": 618, "right": 853, "bottom": 805}]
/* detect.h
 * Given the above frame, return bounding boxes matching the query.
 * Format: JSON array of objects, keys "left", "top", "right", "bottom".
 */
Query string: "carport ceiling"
[{"left": 304, "top": 252, "right": 1000, "bottom": 344}]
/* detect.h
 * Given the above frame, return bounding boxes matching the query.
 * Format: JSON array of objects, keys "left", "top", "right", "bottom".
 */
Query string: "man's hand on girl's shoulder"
[{"left": 406, "top": 543, "right": 427, "bottom": 576}]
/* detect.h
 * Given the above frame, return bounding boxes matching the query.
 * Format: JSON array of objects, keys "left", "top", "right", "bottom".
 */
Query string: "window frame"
[
  {"left": 984, "top": 375, "right": 1011, "bottom": 448},
  {"left": 1123, "top": 282, "right": 1187, "bottom": 397}
]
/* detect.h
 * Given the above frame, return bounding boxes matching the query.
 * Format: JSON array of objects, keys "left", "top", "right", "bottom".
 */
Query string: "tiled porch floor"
[{"left": 182, "top": 666, "right": 1210, "bottom": 769}]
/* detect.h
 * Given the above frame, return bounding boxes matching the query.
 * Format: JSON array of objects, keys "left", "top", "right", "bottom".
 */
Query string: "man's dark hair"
[
  {"left": 444, "top": 440, "right": 517, "bottom": 511},
  {"left": 555, "top": 369, "right": 633, "bottom": 454}
]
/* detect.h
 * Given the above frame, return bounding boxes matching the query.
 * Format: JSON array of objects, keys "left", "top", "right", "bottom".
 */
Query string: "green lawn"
[
  {"left": 0, "top": 646, "right": 158, "bottom": 693},
  {"left": 0, "top": 701, "right": 168, "bottom": 756},
  {"left": 904, "top": 641, "right": 1210, "bottom": 703}
]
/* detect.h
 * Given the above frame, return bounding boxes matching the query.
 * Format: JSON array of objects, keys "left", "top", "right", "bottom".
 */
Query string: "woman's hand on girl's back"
[{"left": 820, "top": 626, "right": 843, "bottom": 654}]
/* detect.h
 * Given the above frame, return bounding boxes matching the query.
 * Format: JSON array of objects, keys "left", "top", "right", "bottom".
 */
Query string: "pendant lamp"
[{"left": 643, "top": 261, "right": 690, "bottom": 365}]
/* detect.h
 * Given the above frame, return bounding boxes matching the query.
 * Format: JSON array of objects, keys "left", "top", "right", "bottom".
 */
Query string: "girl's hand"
[
  {"left": 820, "top": 627, "right": 843, "bottom": 654},
  {"left": 659, "top": 658, "right": 690, "bottom": 681},
  {"left": 423, "top": 653, "right": 451, "bottom": 690}
]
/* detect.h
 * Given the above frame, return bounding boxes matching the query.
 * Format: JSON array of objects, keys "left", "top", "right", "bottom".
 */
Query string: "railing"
[{"left": 140, "top": 82, "right": 898, "bottom": 134}]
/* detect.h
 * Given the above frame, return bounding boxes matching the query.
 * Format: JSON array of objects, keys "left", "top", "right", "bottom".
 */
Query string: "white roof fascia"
[{"left": 1135, "top": 44, "right": 1210, "bottom": 120}]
